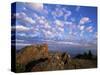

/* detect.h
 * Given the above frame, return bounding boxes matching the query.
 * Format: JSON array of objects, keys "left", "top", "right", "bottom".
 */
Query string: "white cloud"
[
  {"left": 57, "top": 41, "right": 81, "bottom": 46},
  {"left": 42, "top": 30, "right": 55, "bottom": 39},
  {"left": 33, "top": 13, "right": 39, "bottom": 19},
  {"left": 27, "top": 3, "right": 43, "bottom": 12},
  {"left": 44, "top": 22, "right": 51, "bottom": 29},
  {"left": 46, "top": 31, "right": 52, "bottom": 35},
  {"left": 79, "top": 17, "right": 90, "bottom": 24},
  {"left": 65, "top": 10, "right": 72, "bottom": 16},
  {"left": 16, "top": 12, "right": 36, "bottom": 24},
  {"left": 79, "top": 25, "right": 85, "bottom": 31},
  {"left": 29, "top": 34, "right": 38, "bottom": 37},
  {"left": 16, "top": 43, "right": 31, "bottom": 46},
  {"left": 16, "top": 12, "right": 27, "bottom": 19},
  {"left": 37, "top": 16, "right": 47, "bottom": 25},
  {"left": 86, "top": 26, "right": 93, "bottom": 32},
  {"left": 24, "top": 17, "right": 36, "bottom": 24},
  {"left": 52, "top": 8, "right": 63, "bottom": 18},
  {"left": 38, "top": 19, "right": 45, "bottom": 24},
  {"left": 56, "top": 8, "right": 63, "bottom": 17},
  {"left": 64, "top": 10, "right": 72, "bottom": 20},
  {"left": 58, "top": 27, "right": 64, "bottom": 32},
  {"left": 69, "top": 31, "right": 77, "bottom": 36},
  {"left": 64, "top": 21, "right": 73, "bottom": 25},
  {"left": 44, "top": 9, "right": 48, "bottom": 14},
  {"left": 17, "top": 33, "right": 26, "bottom": 37},
  {"left": 70, "top": 17, "right": 76, "bottom": 22},
  {"left": 12, "top": 25, "right": 30, "bottom": 31},
  {"left": 55, "top": 20, "right": 63, "bottom": 27},
  {"left": 69, "top": 31, "right": 72, "bottom": 35},
  {"left": 23, "top": 7, "right": 27, "bottom": 10}
]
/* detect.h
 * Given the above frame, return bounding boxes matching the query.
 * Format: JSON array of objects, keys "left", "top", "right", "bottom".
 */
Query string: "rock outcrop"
[
  {"left": 16, "top": 44, "right": 72, "bottom": 72},
  {"left": 16, "top": 43, "right": 48, "bottom": 64}
]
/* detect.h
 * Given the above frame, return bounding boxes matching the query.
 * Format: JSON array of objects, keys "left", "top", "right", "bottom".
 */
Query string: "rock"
[
  {"left": 16, "top": 44, "right": 49, "bottom": 64},
  {"left": 61, "top": 52, "right": 71, "bottom": 64},
  {"left": 16, "top": 44, "right": 72, "bottom": 72}
]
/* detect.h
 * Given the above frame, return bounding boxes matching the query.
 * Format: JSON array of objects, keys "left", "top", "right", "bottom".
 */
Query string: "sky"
[{"left": 11, "top": 2, "right": 97, "bottom": 54}]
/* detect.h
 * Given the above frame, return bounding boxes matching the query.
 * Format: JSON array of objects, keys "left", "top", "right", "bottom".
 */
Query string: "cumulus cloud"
[
  {"left": 33, "top": 13, "right": 39, "bottom": 19},
  {"left": 43, "top": 30, "right": 54, "bottom": 39},
  {"left": 12, "top": 25, "right": 30, "bottom": 31},
  {"left": 24, "top": 17, "right": 36, "bottom": 24},
  {"left": 79, "top": 17, "right": 91, "bottom": 24},
  {"left": 78, "top": 25, "right": 85, "bottom": 31},
  {"left": 55, "top": 20, "right": 64, "bottom": 27},
  {"left": 69, "top": 31, "right": 77, "bottom": 36},
  {"left": 28, "top": 34, "right": 38, "bottom": 37},
  {"left": 52, "top": 8, "right": 63, "bottom": 17},
  {"left": 44, "top": 22, "right": 51, "bottom": 29},
  {"left": 58, "top": 27, "right": 64, "bottom": 32},
  {"left": 17, "top": 33, "right": 26, "bottom": 37},
  {"left": 65, "top": 21, "right": 73, "bottom": 25},
  {"left": 86, "top": 26, "right": 94, "bottom": 32},
  {"left": 26, "top": 3, "right": 44, "bottom": 12},
  {"left": 16, "top": 12, "right": 36, "bottom": 24},
  {"left": 46, "top": 31, "right": 52, "bottom": 35},
  {"left": 15, "top": 12, "right": 27, "bottom": 18},
  {"left": 64, "top": 10, "right": 72, "bottom": 20}
]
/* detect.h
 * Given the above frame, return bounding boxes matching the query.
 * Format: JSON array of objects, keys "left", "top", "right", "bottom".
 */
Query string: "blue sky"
[{"left": 12, "top": 2, "right": 97, "bottom": 52}]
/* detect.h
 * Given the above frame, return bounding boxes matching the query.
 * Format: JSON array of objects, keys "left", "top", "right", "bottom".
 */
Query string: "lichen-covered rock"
[
  {"left": 16, "top": 44, "right": 72, "bottom": 72},
  {"left": 16, "top": 43, "right": 49, "bottom": 64},
  {"left": 61, "top": 52, "right": 71, "bottom": 64}
]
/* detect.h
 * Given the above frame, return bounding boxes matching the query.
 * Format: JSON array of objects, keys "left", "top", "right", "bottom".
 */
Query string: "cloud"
[
  {"left": 44, "top": 22, "right": 51, "bottom": 29},
  {"left": 16, "top": 39, "right": 25, "bottom": 42},
  {"left": 57, "top": 41, "right": 81, "bottom": 46},
  {"left": 69, "top": 31, "right": 77, "bottom": 36},
  {"left": 86, "top": 26, "right": 93, "bottom": 32},
  {"left": 52, "top": 8, "right": 63, "bottom": 17},
  {"left": 80, "top": 31, "right": 84, "bottom": 37},
  {"left": 24, "top": 17, "right": 36, "bottom": 24},
  {"left": 33, "top": 13, "right": 40, "bottom": 19},
  {"left": 64, "top": 10, "right": 72, "bottom": 20},
  {"left": 46, "top": 31, "right": 52, "bottom": 35},
  {"left": 58, "top": 27, "right": 64, "bottom": 32},
  {"left": 65, "top": 21, "right": 73, "bottom": 25},
  {"left": 11, "top": 39, "right": 25, "bottom": 42},
  {"left": 15, "top": 12, "right": 27, "bottom": 18},
  {"left": 27, "top": 3, "right": 44, "bottom": 12},
  {"left": 55, "top": 20, "right": 64, "bottom": 27},
  {"left": 16, "top": 12, "right": 36, "bottom": 24},
  {"left": 38, "top": 19, "right": 45, "bottom": 24},
  {"left": 44, "top": 9, "right": 49, "bottom": 14},
  {"left": 28, "top": 34, "right": 38, "bottom": 38},
  {"left": 16, "top": 43, "right": 31, "bottom": 46},
  {"left": 78, "top": 25, "right": 85, "bottom": 31},
  {"left": 12, "top": 25, "right": 30, "bottom": 31},
  {"left": 17, "top": 33, "right": 26, "bottom": 37},
  {"left": 79, "top": 17, "right": 91, "bottom": 24}
]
